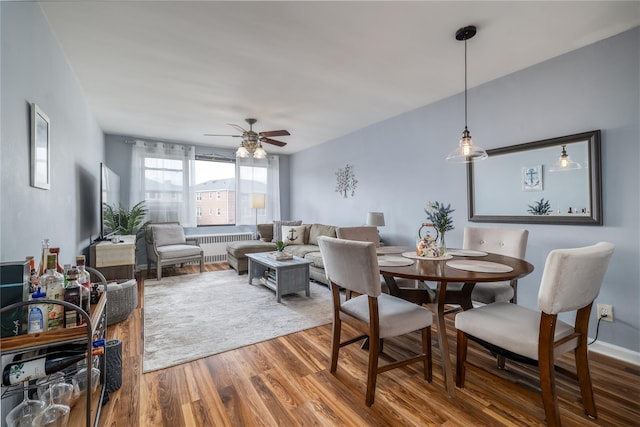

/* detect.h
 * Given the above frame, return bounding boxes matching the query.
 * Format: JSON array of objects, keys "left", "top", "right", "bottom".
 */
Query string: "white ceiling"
[{"left": 39, "top": 1, "right": 639, "bottom": 155}]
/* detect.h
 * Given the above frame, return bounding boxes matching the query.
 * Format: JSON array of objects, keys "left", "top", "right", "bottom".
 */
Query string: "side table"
[{"left": 90, "top": 235, "right": 136, "bottom": 280}]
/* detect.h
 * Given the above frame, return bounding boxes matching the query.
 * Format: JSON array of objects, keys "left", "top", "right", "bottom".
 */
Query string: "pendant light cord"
[{"left": 464, "top": 37, "right": 468, "bottom": 129}]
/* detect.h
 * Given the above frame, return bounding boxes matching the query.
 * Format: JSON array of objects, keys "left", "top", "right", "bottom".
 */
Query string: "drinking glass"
[
  {"left": 5, "top": 398, "right": 46, "bottom": 427},
  {"left": 39, "top": 383, "right": 74, "bottom": 408},
  {"left": 31, "top": 403, "right": 70, "bottom": 427}
]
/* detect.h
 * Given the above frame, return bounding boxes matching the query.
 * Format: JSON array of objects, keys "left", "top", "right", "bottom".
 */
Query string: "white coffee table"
[{"left": 247, "top": 252, "right": 312, "bottom": 302}]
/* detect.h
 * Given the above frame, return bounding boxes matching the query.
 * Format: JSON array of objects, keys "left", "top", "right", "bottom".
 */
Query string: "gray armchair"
[{"left": 146, "top": 222, "right": 203, "bottom": 280}]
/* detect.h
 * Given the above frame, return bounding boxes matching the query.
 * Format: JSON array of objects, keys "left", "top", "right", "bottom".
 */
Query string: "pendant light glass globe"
[
  {"left": 446, "top": 25, "right": 488, "bottom": 164},
  {"left": 253, "top": 144, "right": 267, "bottom": 159},
  {"left": 549, "top": 145, "right": 581, "bottom": 171}
]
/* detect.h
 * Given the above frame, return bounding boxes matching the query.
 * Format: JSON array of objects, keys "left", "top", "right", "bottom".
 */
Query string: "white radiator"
[{"left": 192, "top": 232, "right": 253, "bottom": 263}]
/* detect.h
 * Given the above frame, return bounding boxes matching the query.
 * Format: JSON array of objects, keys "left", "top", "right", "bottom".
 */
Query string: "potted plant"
[
  {"left": 527, "top": 198, "right": 551, "bottom": 215},
  {"left": 276, "top": 240, "right": 285, "bottom": 254},
  {"left": 103, "top": 201, "right": 150, "bottom": 241}
]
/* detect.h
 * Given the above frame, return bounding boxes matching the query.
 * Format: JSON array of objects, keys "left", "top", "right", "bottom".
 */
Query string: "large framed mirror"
[{"left": 467, "top": 130, "right": 602, "bottom": 225}]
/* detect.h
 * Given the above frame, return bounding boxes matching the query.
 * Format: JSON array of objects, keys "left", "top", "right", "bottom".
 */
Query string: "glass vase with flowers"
[{"left": 424, "top": 201, "right": 455, "bottom": 256}]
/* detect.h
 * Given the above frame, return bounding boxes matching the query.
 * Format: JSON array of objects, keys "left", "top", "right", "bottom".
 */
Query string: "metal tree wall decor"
[{"left": 335, "top": 164, "right": 358, "bottom": 198}]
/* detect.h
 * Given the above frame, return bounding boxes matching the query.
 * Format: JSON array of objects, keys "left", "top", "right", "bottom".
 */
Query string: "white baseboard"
[{"left": 589, "top": 340, "right": 640, "bottom": 366}]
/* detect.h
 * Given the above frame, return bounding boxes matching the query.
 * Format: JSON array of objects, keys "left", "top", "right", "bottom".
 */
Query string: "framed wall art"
[
  {"left": 30, "top": 103, "right": 50, "bottom": 190},
  {"left": 522, "top": 165, "right": 542, "bottom": 191}
]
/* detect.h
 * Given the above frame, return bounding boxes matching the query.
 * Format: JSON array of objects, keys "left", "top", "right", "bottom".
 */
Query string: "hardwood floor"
[{"left": 98, "top": 264, "right": 640, "bottom": 426}]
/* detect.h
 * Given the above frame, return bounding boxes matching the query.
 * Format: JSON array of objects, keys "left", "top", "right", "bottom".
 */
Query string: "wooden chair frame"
[
  {"left": 328, "top": 280, "right": 432, "bottom": 406},
  {"left": 456, "top": 303, "right": 596, "bottom": 426}
]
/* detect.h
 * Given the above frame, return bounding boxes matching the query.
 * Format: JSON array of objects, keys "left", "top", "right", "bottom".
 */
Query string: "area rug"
[{"left": 143, "top": 269, "right": 332, "bottom": 372}]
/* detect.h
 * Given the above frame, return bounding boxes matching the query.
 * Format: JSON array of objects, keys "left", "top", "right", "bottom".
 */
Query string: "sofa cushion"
[
  {"left": 227, "top": 240, "right": 277, "bottom": 257},
  {"left": 282, "top": 244, "right": 320, "bottom": 258},
  {"left": 309, "top": 224, "right": 337, "bottom": 245},
  {"left": 304, "top": 251, "right": 325, "bottom": 269},
  {"left": 272, "top": 220, "right": 302, "bottom": 242},
  {"left": 283, "top": 225, "right": 306, "bottom": 245},
  {"left": 257, "top": 223, "right": 273, "bottom": 242},
  {"left": 157, "top": 244, "right": 201, "bottom": 260},
  {"left": 152, "top": 224, "right": 186, "bottom": 246}
]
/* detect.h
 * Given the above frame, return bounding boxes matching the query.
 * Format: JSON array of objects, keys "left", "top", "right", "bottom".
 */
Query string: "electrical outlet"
[{"left": 597, "top": 304, "right": 613, "bottom": 322}]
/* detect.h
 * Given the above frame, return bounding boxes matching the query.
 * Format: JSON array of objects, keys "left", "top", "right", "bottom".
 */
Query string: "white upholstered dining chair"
[
  {"left": 317, "top": 236, "right": 433, "bottom": 406},
  {"left": 461, "top": 226, "right": 529, "bottom": 304},
  {"left": 455, "top": 242, "right": 615, "bottom": 426}
]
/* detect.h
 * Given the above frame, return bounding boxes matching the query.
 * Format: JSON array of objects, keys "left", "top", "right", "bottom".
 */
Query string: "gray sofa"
[{"left": 226, "top": 223, "right": 338, "bottom": 285}]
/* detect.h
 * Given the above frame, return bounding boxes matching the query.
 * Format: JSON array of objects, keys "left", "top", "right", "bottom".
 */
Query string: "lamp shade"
[
  {"left": 250, "top": 193, "right": 265, "bottom": 209},
  {"left": 366, "top": 212, "right": 385, "bottom": 227}
]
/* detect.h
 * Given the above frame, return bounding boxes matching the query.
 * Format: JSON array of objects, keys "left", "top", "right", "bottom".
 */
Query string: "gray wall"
[
  {"left": 1, "top": 2, "right": 105, "bottom": 264},
  {"left": 0, "top": 3, "right": 106, "bottom": 421},
  {"left": 290, "top": 28, "right": 639, "bottom": 352}
]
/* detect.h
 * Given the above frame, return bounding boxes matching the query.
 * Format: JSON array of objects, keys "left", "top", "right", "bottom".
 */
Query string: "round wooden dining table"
[{"left": 379, "top": 251, "right": 534, "bottom": 397}]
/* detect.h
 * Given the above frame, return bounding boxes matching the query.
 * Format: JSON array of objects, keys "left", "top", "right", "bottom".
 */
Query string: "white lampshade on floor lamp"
[{"left": 251, "top": 193, "right": 265, "bottom": 239}]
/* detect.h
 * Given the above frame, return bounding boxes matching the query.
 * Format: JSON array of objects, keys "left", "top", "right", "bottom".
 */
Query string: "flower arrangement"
[{"left": 424, "top": 201, "right": 455, "bottom": 234}]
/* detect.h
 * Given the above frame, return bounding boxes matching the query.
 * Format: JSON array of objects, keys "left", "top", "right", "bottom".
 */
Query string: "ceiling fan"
[{"left": 204, "top": 118, "right": 290, "bottom": 158}]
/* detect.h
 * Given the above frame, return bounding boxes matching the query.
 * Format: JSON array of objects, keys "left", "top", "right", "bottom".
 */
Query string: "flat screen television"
[{"left": 100, "top": 162, "right": 121, "bottom": 240}]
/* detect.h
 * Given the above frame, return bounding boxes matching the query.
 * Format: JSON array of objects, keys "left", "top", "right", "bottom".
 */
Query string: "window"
[
  {"left": 194, "top": 159, "right": 236, "bottom": 226},
  {"left": 130, "top": 141, "right": 195, "bottom": 226},
  {"left": 131, "top": 141, "right": 279, "bottom": 228}
]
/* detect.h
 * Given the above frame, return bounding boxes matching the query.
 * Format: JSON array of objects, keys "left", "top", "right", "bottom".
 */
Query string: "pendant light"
[
  {"left": 549, "top": 144, "right": 582, "bottom": 171},
  {"left": 446, "top": 25, "right": 488, "bottom": 163}
]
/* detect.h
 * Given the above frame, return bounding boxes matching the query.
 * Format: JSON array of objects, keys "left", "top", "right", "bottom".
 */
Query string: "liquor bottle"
[
  {"left": 76, "top": 255, "right": 91, "bottom": 315},
  {"left": 49, "top": 248, "right": 64, "bottom": 273},
  {"left": 27, "top": 257, "right": 38, "bottom": 293},
  {"left": 39, "top": 254, "right": 65, "bottom": 331},
  {"left": 2, "top": 348, "right": 104, "bottom": 386},
  {"left": 63, "top": 268, "right": 81, "bottom": 328},
  {"left": 47, "top": 339, "right": 106, "bottom": 354},
  {"left": 36, "top": 239, "right": 51, "bottom": 277},
  {"left": 27, "top": 287, "right": 47, "bottom": 334}
]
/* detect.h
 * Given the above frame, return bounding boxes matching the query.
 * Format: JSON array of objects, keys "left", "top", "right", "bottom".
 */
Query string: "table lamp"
[
  {"left": 251, "top": 193, "right": 265, "bottom": 239},
  {"left": 366, "top": 212, "right": 385, "bottom": 244}
]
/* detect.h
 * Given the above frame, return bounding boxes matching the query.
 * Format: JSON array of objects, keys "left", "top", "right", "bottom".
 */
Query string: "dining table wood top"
[
  {"left": 378, "top": 250, "right": 534, "bottom": 397},
  {"left": 378, "top": 251, "right": 534, "bottom": 283}
]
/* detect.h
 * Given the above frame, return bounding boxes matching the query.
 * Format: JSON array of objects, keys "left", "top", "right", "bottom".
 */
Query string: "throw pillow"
[
  {"left": 308, "top": 224, "right": 337, "bottom": 245},
  {"left": 282, "top": 225, "right": 306, "bottom": 245},
  {"left": 272, "top": 220, "right": 302, "bottom": 242}
]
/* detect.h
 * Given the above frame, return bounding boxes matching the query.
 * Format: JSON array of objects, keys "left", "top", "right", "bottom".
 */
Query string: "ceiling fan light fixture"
[
  {"left": 253, "top": 144, "right": 267, "bottom": 159},
  {"left": 446, "top": 25, "right": 488, "bottom": 164},
  {"left": 236, "top": 144, "right": 250, "bottom": 158}
]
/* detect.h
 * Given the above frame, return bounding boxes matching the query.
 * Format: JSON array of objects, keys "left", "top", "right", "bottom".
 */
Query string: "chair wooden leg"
[
  {"left": 422, "top": 327, "right": 432, "bottom": 382},
  {"left": 456, "top": 329, "right": 468, "bottom": 388},
  {"left": 329, "top": 318, "right": 341, "bottom": 373},
  {"left": 539, "top": 323, "right": 561, "bottom": 427},
  {"left": 575, "top": 343, "right": 597, "bottom": 418},
  {"left": 497, "top": 355, "right": 506, "bottom": 369},
  {"left": 365, "top": 332, "right": 380, "bottom": 406}
]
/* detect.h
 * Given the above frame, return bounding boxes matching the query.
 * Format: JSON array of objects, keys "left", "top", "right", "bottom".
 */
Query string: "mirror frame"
[{"left": 467, "top": 130, "right": 602, "bottom": 225}]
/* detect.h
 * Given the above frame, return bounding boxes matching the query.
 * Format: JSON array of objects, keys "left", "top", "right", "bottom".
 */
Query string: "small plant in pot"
[
  {"left": 527, "top": 198, "right": 551, "bottom": 216},
  {"left": 276, "top": 241, "right": 285, "bottom": 253}
]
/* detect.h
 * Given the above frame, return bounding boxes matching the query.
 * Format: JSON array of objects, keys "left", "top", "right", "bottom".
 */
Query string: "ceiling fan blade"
[
  {"left": 261, "top": 137, "right": 287, "bottom": 147},
  {"left": 259, "top": 130, "right": 290, "bottom": 137},
  {"left": 203, "top": 134, "right": 242, "bottom": 137}
]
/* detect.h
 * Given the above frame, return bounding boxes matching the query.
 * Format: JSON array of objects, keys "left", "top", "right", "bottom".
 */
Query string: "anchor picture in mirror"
[{"left": 522, "top": 165, "right": 542, "bottom": 191}]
